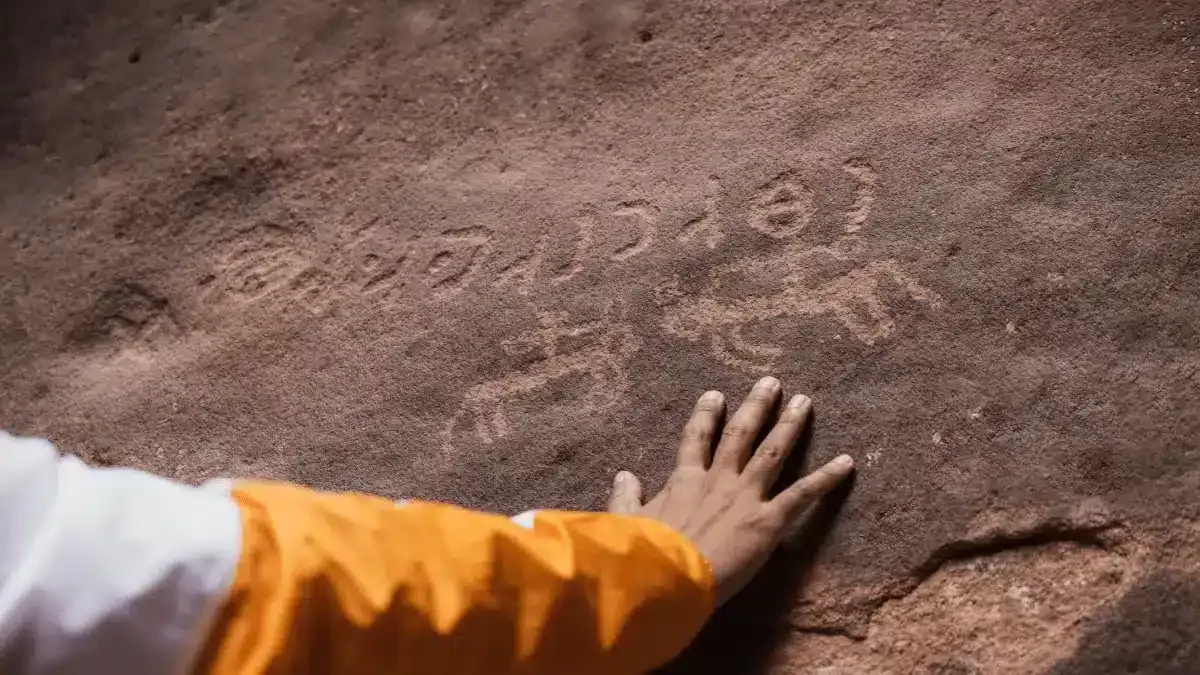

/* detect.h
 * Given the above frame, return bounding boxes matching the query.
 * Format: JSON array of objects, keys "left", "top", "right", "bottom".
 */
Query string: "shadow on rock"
[
  {"left": 658, "top": 411, "right": 855, "bottom": 675},
  {"left": 1050, "top": 571, "right": 1200, "bottom": 675}
]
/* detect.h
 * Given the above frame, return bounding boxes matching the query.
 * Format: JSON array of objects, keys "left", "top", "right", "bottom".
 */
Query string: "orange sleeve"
[{"left": 192, "top": 481, "right": 715, "bottom": 675}]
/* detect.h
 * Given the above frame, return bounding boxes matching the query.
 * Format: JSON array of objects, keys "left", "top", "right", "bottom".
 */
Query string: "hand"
[{"left": 607, "top": 376, "right": 854, "bottom": 605}]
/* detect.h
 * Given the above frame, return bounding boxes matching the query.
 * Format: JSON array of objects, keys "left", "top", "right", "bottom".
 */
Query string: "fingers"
[
  {"left": 607, "top": 471, "right": 644, "bottom": 514},
  {"left": 677, "top": 390, "right": 726, "bottom": 469},
  {"left": 772, "top": 454, "right": 855, "bottom": 522},
  {"left": 741, "top": 393, "right": 812, "bottom": 493},
  {"left": 712, "top": 376, "right": 781, "bottom": 473}
]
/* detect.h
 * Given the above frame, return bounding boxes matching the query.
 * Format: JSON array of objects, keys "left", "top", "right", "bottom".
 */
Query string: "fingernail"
[
  {"left": 833, "top": 454, "right": 855, "bottom": 470},
  {"left": 755, "top": 376, "right": 780, "bottom": 392},
  {"left": 615, "top": 471, "right": 631, "bottom": 485},
  {"left": 701, "top": 390, "right": 724, "bottom": 404},
  {"left": 787, "top": 394, "right": 810, "bottom": 410}
]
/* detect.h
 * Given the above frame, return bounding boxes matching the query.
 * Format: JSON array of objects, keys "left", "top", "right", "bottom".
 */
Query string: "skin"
[{"left": 607, "top": 376, "right": 855, "bottom": 605}]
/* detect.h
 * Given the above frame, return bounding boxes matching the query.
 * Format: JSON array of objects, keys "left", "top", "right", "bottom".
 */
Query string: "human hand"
[{"left": 607, "top": 376, "right": 854, "bottom": 605}]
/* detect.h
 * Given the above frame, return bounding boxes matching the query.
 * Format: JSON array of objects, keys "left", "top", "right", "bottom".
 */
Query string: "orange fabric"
[{"left": 193, "top": 482, "right": 714, "bottom": 675}]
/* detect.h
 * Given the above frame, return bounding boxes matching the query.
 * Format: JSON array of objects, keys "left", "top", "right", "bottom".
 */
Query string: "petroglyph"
[
  {"left": 357, "top": 254, "right": 405, "bottom": 295},
  {"left": 746, "top": 169, "right": 816, "bottom": 239},
  {"left": 607, "top": 201, "right": 657, "bottom": 262},
  {"left": 205, "top": 161, "right": 891, "bottom": 315},
  {"left": 551, "top": 217, "right": 594, "bottom": 284},
  {"left": 287, "top": 268, "right": 337, "bottom": 315},
  {"left": 843, "top": 159, "right": 877, "bottom": 233},
  {"left": 444, "top": 304, "right": 641, "bottom": 452},
  {"left": 662, "top": 244, "right": 941, "bottom": 372},
  {"left": 678, "top": 177, "right": 724, "bottom": 249},
  {"left": 551, "top": 201, "right": 659, "bottom": 283},
  {"left": 662, "top": 161, "right": 941, "bottom": 373},
  {"left": 213, "top": 226, "right": 316, "bottom": 304},
  {"left": 332, "top": 217, "right": 412, "bottom": 304},
  {"left": 495, "top": 236, "right": 548, "bottom": 296},
  {"left": 420, "top": 226, "right": 492, "bottom": 297}
]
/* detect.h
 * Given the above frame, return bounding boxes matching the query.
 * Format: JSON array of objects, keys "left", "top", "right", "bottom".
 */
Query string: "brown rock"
[{"left": 3, "top": 0, "right": 1200, "bottom": 671}]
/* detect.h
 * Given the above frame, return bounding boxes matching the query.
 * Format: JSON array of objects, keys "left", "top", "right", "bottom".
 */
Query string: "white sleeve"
[{"left": 0, "top": 432, "right": 242, "bottom": 675}]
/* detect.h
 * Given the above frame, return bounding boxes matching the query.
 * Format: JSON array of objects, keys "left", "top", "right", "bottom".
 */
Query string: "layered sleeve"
[
  {"left": 194, "top": 481, "right": 714, "bottom": 675},
  {"left": 0, "top": 433, "right": 714, "bottom": 675}
]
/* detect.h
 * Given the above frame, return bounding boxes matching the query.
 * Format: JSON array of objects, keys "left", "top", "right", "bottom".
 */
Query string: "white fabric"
[
  {"left": 0, "top": 432, "right": 242, "bottom": 675},
  {"left": 510, "top": 510, "right": 537, "bottom": 530}
]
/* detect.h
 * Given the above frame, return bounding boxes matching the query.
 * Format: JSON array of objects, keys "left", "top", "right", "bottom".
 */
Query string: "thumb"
[{"left": 607, "top": 470, "right": 644, "bottom": 514}]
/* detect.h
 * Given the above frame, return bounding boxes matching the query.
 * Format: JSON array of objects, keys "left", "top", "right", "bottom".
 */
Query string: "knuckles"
[{"left": 721, "top": 423, "right": 754, "bottom": 443}]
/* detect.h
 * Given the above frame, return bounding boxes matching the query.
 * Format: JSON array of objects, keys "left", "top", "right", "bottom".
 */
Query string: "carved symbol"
[
  {"left": 209, "top": 225, "right": 334, "bottom": 313},
  {"left": 552, "top": 217, "right": 594, "bottom": 284},
  {"left": 215, "top": 227, "right": 314, "bottom": 303},
  {"left": 330, "top": 217, "right": 409, "bottom": 307},
  {"left": 843, "top": 159, "right": 877, "bottom": 233},
  {"left": 495, "top": 236, "right": 548, "bottom": 296},
  {"left": 420, "top": 226, "right": 492, "bottom": 297},
  {"left": 662, "top": 245, "right": 940, "bottom": 373},
  {"left": 746, "top": 170, "right": 816, "bottom": 239},
  {"left": 358, "top": 253, "right": 407, "bottom": 295},
  {"left": 443, "top": 303, "right": 642, "bottom": 453},
  {"left": 608, "top": 201, "right": 656, "bottom": 262},
  {"left": 678, "top": 177, "right": 724, "bottom": 249},
  {"left": 661, "top": 161, "right": 939, "bottom": 373}
]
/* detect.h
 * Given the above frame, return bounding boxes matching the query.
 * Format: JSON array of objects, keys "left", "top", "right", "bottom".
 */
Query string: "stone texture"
[{"left": 2, "top": 0, "right": 1199, "bottom": 671}]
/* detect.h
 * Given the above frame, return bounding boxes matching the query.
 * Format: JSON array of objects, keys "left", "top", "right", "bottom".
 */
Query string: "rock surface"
[{"left": 2, "top": 0, "right": 1199, "bottom": 671}]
